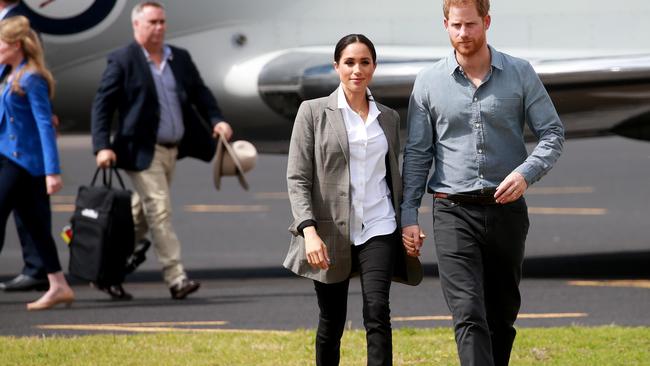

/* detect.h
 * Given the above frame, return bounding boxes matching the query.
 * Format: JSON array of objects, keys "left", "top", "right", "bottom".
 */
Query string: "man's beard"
[{"left": 451, "top": 34, "right": 486, "bottom": 58}]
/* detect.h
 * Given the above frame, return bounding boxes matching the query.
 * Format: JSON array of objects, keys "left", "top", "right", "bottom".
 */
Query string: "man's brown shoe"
[{"left": 169, "top": 279, "right": 200, "bottom": 300}]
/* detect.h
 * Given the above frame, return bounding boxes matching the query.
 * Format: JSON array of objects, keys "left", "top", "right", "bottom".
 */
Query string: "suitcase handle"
[{"left": 90, "top": 166, "right": 127, "bottom": 190}]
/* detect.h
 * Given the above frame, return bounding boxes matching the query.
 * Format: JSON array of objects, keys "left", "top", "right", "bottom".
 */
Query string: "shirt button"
[
  {"left": 9, "top": 135, "right": 16, "bottom": 140},
  {"left": 478, "top": 149, "right": 483, "bottom": 153},
  {"left": 12, "top": 151, "right": 19, "bottom": 158},
  {"left": 473, "top": 97, "right": 477, "bottom": 102},
  {"left": 475, "top": 123, "right": 480, "bottom": 128},
  {"left": 9, "top": 117, "right": 14, "bottom": 123},
  {"left": 479, "top": 174, "right": 484, "bottom": 179}
]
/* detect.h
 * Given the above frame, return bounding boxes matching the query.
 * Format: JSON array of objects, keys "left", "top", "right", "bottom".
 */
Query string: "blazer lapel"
[
  {"left": 129, "top": 42, "right": 156, "bottom": 95},
  {"left": 167, "top": 49, "right": 188, "bottom": 103},
  {"left": 325, "top": 90, "right": 349, "bottom": 164}
]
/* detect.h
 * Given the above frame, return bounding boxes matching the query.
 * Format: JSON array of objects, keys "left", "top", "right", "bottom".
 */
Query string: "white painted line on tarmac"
[
  {"left": 54, "top": 204, "right": 273, "bottom": 213},
  {"left": 52, "top": 204, "right": 75, "bottom": 212},
  {"left": 393, "top": 312, "right": 588, "bottom": 322},
  {"left": 255, "top": 192, "right": 289, "bottom": 200},
  {"left": 527, "top": 186, "right": 595, "bottom": 195},
  {"left": 184, "top": 205, "right": 270, "bottom": 213},
  {"left": 527, "top": 207, "right": 607, "bottom": 215},
  {"left": 418, "top": 207, "right": 607, "bottom": 215},
  {"left": 568, "top": 280, "right": 650, "bottom": 289},
  {"left": 36, "top": 320, "right": 290, "bottom": 334}
]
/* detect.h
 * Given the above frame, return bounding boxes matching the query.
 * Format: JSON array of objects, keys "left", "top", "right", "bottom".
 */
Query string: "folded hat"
[{"left": 213, "top": 135, "right": 257, "bottom": 190}]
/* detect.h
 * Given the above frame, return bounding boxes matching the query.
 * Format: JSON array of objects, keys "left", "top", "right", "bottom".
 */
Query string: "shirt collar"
[
  {"left": 446, "top": 44, "right": 503, "bottom": 75},
  {"left": 141, "top": 45, "right": 173, "bottom": 63},
  {"left": 337, "top": 84, "right": 377, "bottom": 110},
  {"left": 337, "top": 84, "right": 381, "bottom": 123},
  {"left": 0, "top": 4, "right": 18, "bottom": 19}
]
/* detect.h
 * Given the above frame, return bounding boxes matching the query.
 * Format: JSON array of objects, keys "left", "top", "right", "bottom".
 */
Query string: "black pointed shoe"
[{"left": 1, "top": 274, "right": 49, "bottom": 292}]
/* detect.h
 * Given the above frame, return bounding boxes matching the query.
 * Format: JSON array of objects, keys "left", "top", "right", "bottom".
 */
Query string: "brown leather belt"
[
  {"left": 434, "top": 188, "right": 498, "bottom": 205},
  {"left": 158, "top": 142, "right": 178, "bottom": 149}
]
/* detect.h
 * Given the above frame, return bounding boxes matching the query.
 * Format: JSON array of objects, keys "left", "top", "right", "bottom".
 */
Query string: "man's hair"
[
  {"left": 131, "top": 1, "right": 165, "bottom": 22},
  {"left": 443, "top": 0, "right": 490, "bottom": 19}
]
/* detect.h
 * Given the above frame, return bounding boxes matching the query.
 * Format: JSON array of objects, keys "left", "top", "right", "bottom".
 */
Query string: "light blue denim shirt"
[
  {"left": 401, "top": 45, "right": 564, "bottom": 227},
  {"left": 142, "top": 45, "right": 185, "bottom": 144}
]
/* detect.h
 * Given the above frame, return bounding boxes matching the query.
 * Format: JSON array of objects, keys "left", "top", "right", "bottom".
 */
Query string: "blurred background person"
[
  {"left": 0, "top": 15, "right": 74, "bottom": 310},
  {"left": 92, "top": 1, "right": 233, "bottom": 299},
  {"left": 0, "top": 0, "right": 49, "bottom": 293}
]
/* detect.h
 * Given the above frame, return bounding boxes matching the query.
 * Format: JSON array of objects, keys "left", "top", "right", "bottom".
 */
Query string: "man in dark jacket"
[{"left": 92, "top": 1, "right": 233, "bottom": 299}]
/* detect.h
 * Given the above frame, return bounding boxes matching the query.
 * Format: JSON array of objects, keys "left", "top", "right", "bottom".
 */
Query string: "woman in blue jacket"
[{"left": 0, "top": 16, "right": 74, "bottom": 310}]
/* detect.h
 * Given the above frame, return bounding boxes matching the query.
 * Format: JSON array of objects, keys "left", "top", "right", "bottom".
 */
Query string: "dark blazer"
[
  {"left": 283, "top": 89, "right": 422, "bottom": 285},
  {"left": 91, "top": 42, "right": 224, "bottom": 171},
  {"left": 5, "top": 3, "right": 30, "bottom": 19}
]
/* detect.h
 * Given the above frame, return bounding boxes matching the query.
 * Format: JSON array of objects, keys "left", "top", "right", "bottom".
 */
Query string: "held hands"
[
  {"left": 402, "top": 225, "right": 426, "bottom": 257},
  {"left": 45, "top": 174, "right": 63, "bottom": 195},
  {"left": 495, "top": 172, "right": 528, "bottom": 204},
  {"left": 303, "top": 226, "right": 330, "bottom": 270},
  {"left": 96, "top": 149, "right": 117, "bottom": 169},
  {"left": 212, "top": 121, "right": 233, "bottom": 141}
]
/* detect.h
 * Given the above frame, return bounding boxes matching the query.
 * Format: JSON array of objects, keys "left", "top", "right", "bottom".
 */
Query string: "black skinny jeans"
[
  {"left": 313, "top": 231, "right": 396, "bottom": 366},
  {"left": 0, "top": 155, "right": 62, "bottom": 273}
]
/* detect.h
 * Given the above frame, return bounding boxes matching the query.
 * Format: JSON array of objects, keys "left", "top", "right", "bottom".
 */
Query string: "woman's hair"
[
  {"left": 0, "top": 16, "right": 55, "bottom": 98},
  {"left": 333, "top": 34, "right": 377, "bottom": 65}
]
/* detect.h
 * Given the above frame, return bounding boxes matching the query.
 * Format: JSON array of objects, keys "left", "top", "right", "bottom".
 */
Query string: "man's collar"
[
  {"left": 446, "top": 44, "right": 503, "bottom": 75},
  {"left": 141, "top": 44, "right": 173, "bottom": 62}
]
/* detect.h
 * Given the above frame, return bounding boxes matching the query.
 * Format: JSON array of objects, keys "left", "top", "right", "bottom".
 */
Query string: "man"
[
  {"left": 401, "top": 1, "right": 564, "bottom": 365},
  {"left": 92, "top": 1, "right": 233, "bottom": 300},
  {"left": 0, "top": 0, "right": 48, "bottom": 292}
]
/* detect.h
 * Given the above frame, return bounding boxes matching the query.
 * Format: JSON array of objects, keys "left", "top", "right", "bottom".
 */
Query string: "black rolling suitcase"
[{"left": 68, "top": 167, "right": 134, "bottom": 286}]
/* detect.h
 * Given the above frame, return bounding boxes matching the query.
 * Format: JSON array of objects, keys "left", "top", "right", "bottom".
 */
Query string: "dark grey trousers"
[
  {"left": 313, "top": 232, "right": 396, "bottom": 366},
  {"left": 433, "top": 197, "right": 529, "bottom": 366}
]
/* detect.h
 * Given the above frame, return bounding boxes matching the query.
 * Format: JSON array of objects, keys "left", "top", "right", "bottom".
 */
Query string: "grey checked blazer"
[{"left": 283, "top": 90, "right": 422, "bottom": 285}]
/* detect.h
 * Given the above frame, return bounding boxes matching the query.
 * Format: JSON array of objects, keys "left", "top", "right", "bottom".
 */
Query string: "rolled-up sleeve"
[{"left": 514, "top": 62, "right": 565, "bottom": 184}]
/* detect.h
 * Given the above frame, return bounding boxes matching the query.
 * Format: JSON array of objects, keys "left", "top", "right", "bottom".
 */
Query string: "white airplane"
[{"left": 21, "top": 0, "right": 650, "bottom": 150}]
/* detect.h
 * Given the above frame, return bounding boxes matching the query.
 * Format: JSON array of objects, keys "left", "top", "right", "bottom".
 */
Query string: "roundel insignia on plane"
[{"left": 22, "top": 0, "right": 127, "bottom": 39}]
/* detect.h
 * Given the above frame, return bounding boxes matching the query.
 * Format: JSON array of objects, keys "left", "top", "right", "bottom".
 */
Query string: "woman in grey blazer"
[{"left": 283, "top": 34, "right": 422, "bottom": 366}]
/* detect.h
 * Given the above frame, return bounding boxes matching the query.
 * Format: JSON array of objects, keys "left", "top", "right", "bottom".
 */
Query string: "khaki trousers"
[{"left": 126, "top": 145, "right": 186, "bottom": 286}]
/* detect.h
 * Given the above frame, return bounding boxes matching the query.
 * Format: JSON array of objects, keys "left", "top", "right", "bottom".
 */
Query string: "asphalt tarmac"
[{"left": 1, "top": 135, "right": 649, "bottom": 336}]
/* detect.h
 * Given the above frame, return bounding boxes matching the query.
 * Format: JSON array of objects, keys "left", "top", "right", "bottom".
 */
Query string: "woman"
[
  {"left": 0, "top": 16, "right": 74, "bottom": 310},
  {"left": 283, "top": 34, "right": 422, "bottom": 365}
]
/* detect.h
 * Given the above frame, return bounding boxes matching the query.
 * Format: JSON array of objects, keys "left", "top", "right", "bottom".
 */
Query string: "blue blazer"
[
  {"left": 91, "top": 42, "right": 225, "bottom": 171},
  {"left": 0, "top": 64, "right": 59, "bottom": 176}
]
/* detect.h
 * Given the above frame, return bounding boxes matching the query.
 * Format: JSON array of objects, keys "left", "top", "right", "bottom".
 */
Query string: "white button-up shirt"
[{"left": 337, "top": 85, "right": 396, "bottom": 246}]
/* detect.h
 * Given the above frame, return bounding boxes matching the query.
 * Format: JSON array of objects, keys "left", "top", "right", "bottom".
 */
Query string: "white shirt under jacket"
[{"left": 337, "top": 85, "right": 397, "bottom": 246}]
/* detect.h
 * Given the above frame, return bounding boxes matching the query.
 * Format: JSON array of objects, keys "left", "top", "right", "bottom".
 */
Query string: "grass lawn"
[{"left": 1, "top": 326, "right": 649, "bottom": 365}]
